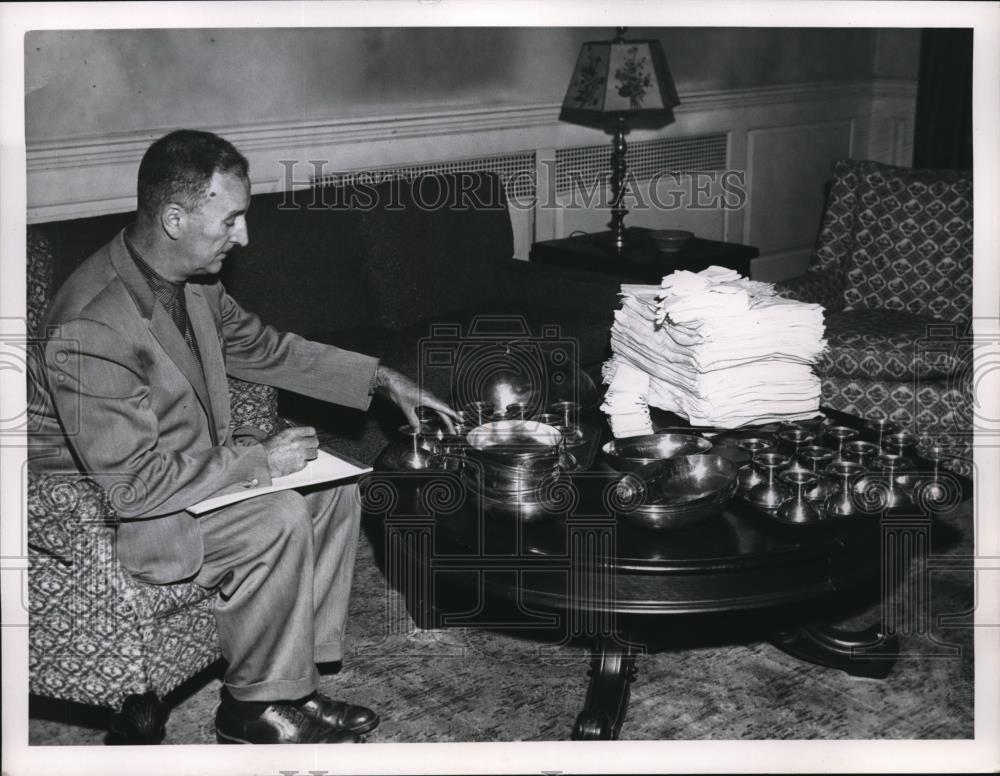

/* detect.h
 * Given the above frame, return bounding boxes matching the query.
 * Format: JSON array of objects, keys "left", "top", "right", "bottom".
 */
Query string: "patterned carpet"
[{"left": 28, "top": 503, "right": 974, "bottom": 745}]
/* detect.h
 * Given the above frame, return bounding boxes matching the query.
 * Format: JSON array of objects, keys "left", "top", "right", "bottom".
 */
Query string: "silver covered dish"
[{"left": 466, "top": 420, "right": 563, "bottom": 469}]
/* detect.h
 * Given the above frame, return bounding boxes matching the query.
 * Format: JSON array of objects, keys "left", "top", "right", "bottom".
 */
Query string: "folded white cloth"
[
  {"left": 604, "top": 265, "right": 827, "bottom": 429},
  {"left": 601, "top": 357, "right": 654, "bottom": 438}
]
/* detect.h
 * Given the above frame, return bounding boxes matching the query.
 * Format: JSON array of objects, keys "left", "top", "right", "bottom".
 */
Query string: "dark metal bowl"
[
  {"left": 467, "top": 420, "right": 562, "bottom": 464},
  {"left": 460, "top": 457, "right": 561, "bottom": 495},
  {"left": 463, "top": 420, "right": 566, "bottom": 495},
  {"left": 650, "top": 229, "right": 693, "bottom": 253},
  {"left": 613, "top": 454, "right": 738, "bottom": 531},
  {"left": 602, "top": 433, "right": 713, "bottom": 472}
]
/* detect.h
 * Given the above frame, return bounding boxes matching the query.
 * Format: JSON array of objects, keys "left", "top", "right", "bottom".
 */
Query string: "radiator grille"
[
  {"left": 308, "top": 133, "right": 727, "bottom": 202},
  {"left": 312, "top": 151, "right": 537, "bottom": 200},
  {"left": 554, "top": 132, "right": 728, "bottom": 193}
]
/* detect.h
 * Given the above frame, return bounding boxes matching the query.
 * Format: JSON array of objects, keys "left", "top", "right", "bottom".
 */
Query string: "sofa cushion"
[
  {"left": 35, "top": 211, "right": 134, "bottom": 296},
  {"left": 380, "top": 304, "right": 613, "bottom": 402},
  {"left": 844, "top": 160, "right": 972, "bottom": 325},
  {"left": 820, "top": 309, "right": 969, "bottom": 381},
  {"left": 308, "top": 324, "right": 396, "bottom": 361},
  {"left": 355, "top": 173, "right": 514, "bottom": 330},
  {"left": 220, "top": 190, "right": 378, "bottom": 336}
]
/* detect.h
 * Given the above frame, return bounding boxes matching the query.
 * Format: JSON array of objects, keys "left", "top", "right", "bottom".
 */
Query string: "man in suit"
[{"left": 30, "top": 129, "right": 459, "bottom": 744}]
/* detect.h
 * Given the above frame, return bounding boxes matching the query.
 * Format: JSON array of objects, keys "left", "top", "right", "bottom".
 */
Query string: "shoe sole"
[
  {"left": 216, "top": 730, "right": 251, "bottom": 745},
  {"left": 216, "top": 729, "right": 366, "bottom": 744}
]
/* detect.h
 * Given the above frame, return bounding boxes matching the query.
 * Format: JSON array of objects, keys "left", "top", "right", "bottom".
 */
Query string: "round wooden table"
[{"left": 364, "top": 445, "right": 922, "bottom": 740}]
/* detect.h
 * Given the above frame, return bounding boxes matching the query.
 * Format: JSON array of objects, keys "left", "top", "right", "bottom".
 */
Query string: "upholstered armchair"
[
  {"left": 26, "top": 226, "right": 279, "bottom": 742},
  {"left": 775, "top": 158, "right": 973, "bottom": 476}
]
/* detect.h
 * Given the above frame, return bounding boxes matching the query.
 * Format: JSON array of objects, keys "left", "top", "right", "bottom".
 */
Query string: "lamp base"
[{"left": 598, "top": 228, "right": 642, "bottom": 256}]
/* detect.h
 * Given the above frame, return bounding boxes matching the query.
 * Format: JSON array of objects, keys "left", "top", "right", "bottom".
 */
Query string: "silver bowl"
[
  {"left": 464, "top": 419, "right": 567, "bottom": 493},
  {"left": 460, "top": 460, "right": 561, "bottom": 496},
  {"left": 650, "top": 229, "right": 694, "bottom": 253},
  {"left": 613, "top": 454, "right": 738, "bottom": 531},
  {"left": 602, "top": 433, "right": 712, "bottom": 473}
]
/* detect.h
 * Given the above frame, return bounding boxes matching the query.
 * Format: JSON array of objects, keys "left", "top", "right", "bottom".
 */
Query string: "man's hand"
[
  {"left": 375, "top": 365, "right": 461, "bottom": 433},
  {"left": 262, "top": 426, "right": 319, "bottom": 478}
]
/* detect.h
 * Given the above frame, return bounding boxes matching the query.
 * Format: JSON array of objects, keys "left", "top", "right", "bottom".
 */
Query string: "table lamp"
[{"left": 559, "top": 28, "right": 680, "bottom": 254}]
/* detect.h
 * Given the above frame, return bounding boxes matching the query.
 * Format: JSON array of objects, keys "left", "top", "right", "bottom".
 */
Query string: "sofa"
[
  {"left": 26, "top": 171, "right": 621, "bottom": 741},
  {"left": 775, "top": 158, "right": 973, "bottom": 476}
]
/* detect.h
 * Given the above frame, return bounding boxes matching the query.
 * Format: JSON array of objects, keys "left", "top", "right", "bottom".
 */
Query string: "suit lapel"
[
  {"left": 108, "top": 230, "right": 219, "bottom": 444},
  {"left": 186, "top": 284, "right": 230, "bottom": 443}
]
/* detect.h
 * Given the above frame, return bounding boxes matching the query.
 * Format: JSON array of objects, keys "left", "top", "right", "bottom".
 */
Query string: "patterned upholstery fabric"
[
  {"left": 227, "top": 377, "right": 279, "bottom": 435},
  {"left": 775, "top": 159, "right": 974, "bottom": 479},
  {"left": 26, "top": 224, "right": 280, "bottom": 713},
  {"left": 28, "top": 475, "right": 219, "bottom": 708},
  {"left": 772, "top": 264, "right": 845, "bottom": 311},
  {"left": 813, "top": 158, "right": 862, "bottom": 278},
  {"left": 27, "top": 229, "right": 54, "bottom": 339},
  {"left": 819, "top": 309, "right": 970, "bottom": 381},
  {"left": 845, "top": 161, "right": 973, "bottom": 325}
]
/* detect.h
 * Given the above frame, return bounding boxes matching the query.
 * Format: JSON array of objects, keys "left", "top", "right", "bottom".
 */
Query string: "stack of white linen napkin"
[
  {"left": 603, "top": 265, "right": 826, "bottom": 431},
  {"left": 600, "top": 358, "right": 653, "bottom": 438}
]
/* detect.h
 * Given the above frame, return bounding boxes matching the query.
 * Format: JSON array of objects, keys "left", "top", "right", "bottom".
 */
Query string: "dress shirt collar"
[{"left": 123, "top": 229, "right": 186, "bottom": 309}]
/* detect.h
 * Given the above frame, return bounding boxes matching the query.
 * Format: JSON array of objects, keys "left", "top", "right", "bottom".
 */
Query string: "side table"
[{"left": 530, "top": 227, "right": 759, "bottom": 283}]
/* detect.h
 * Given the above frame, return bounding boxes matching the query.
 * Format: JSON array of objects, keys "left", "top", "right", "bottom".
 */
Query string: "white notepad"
[{"left": 188, "top": 449, "right": 372, "bottom": 514}]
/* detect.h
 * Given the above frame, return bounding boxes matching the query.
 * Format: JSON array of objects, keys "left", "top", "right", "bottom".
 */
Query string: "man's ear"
[{"left": 160, "top": 203, "right": 186, "bottom": 241}]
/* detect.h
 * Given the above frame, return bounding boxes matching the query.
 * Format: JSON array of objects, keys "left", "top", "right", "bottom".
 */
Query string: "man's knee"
[
  {"left": 249, "top": 490, "right": 313, "bottom": 547},
  {"left": 305, "top": 481, "right": 362, "bottom": 525}
]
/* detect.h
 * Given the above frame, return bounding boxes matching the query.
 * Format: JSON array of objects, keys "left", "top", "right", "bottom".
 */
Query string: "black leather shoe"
[
  {"left": 297, "top": 692, "right": 380, "bottom": 735},
  {"left": 215, "top": 701, "right": 362, "bottom": 744}
]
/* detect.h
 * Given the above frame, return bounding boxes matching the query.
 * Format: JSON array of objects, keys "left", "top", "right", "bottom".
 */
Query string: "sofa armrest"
[
  {"left": 27, "top": 473, "right": 116, "bottom": 560},
  {"left": 773, "top": 266, "right": 846, "bottom": 312}
]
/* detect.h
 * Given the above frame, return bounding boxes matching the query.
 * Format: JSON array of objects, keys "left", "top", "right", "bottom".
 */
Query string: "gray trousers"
[{"left": 194, "top": 483, "right": 361, "bottom": 702}]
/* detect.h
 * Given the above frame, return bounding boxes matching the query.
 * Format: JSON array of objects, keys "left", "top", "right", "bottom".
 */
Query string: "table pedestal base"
[
  {"left": 769, "top": 623, "right": 900, "bottom": 679},
  {"left": 569, "top": 620, "right": 898, "bottom": 740},
  {"left": 572, "top": 637, "right": 639, "bottom": 741}
]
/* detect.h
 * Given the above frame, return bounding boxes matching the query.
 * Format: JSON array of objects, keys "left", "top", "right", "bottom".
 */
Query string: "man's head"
[{"left": 135, "top": 130, "right": 251, "bottom": 280}]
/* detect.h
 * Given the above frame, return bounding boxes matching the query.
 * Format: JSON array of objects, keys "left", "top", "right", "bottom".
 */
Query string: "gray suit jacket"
[{"left": 30, "top": 229, "right": 380, "bottom": 584}]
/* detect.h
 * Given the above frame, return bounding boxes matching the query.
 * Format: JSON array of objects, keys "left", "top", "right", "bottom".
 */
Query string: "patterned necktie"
[{"left": 166, "top": 289, "right": 203, "bottom": 371}]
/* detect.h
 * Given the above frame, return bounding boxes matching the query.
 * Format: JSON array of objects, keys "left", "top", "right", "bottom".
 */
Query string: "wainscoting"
[{"left": 26, "top": 78, "right": 915, "bottom": 280}]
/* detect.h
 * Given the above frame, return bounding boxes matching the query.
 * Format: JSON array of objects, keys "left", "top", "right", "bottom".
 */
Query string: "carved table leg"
[
  {"left": 770, "top": 622, "right": 900, "bottom": 679},
  {"left": 572, "top": 636, "right": 639, "bottom": 740}
]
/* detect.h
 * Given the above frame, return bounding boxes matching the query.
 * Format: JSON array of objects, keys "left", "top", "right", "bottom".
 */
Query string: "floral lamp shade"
[{"left": 561, "top": 39, "right": 680, "bottom": 120}]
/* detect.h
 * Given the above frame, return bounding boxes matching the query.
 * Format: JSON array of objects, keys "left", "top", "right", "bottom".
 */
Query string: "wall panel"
[
  {"left": 24, "top": 29, "right": 918, "bottom": 278},
  {"left": 744, "top": 120, "right": 854, "bottom": 254}
]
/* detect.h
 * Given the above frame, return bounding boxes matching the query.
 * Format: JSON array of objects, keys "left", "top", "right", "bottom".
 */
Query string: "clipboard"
[{"left": 188, "top": 448, "right": 371, "bottom": 514}]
